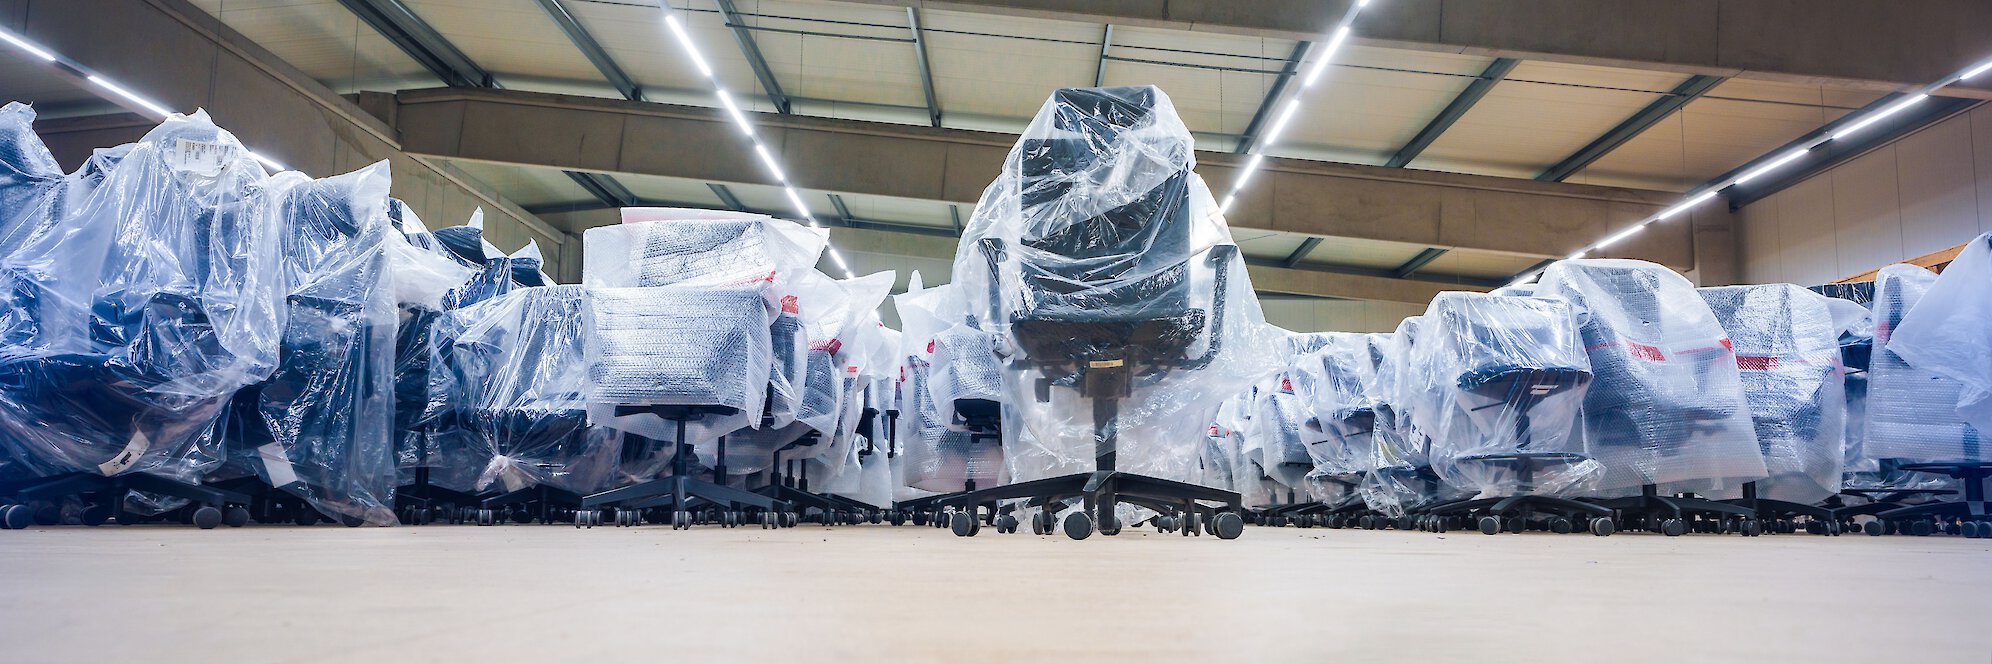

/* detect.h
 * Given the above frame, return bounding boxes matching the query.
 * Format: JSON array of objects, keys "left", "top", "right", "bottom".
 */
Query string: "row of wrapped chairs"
[
  {"left": 1218, "top": 250, "right": 1991, "bottom": 537},
  {"left": 0, "top": 104, "right": 919, "bottom": 530}
]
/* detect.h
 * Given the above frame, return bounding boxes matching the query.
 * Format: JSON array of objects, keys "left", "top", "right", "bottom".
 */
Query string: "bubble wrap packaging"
[
  {"left": 584, "top": 211, "right": 826, "bottom": 429},
  {"left": 583, "top": 285, "right": 775, "bottom": 449},
  {"left": 950, "top": 85, "right": 1281, "bottom": 484},
  {"left": 1699, "top": 284, "right": 1846, "bottom": 503},
  {"left": 1414, "top": 292, "right": 1601, "bottom": 501},
  {"left": 1867, "top": 262, "right": 1986, "bottom": 462},
  {"left": 1537, "top": 259, "right": 1766, "bottom": 494},
  {"left": 0, "top": 112, "right": 285, "bottom": 485}
]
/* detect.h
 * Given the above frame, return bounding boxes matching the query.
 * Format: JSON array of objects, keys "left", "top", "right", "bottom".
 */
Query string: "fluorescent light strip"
[
  {"left": 1592, "top": 223, "right": 1645, "bottom": 250},
  {"left": 0, "top": 27, "right": 56, "bottom": 62},
  {"left": 1218, "top": 194, "right": 1236, "bottom": 215},
  {"left": 1961, "top": 59, "right": 1992, "bottom": 81},
  {"left": 784, "top": 187, "right": 812, "bottom": 220},
  {"left": 715, "top": 88, "right": 754, "bottom": 136},
  {"left": 86, "top": 75, "right": 171, "bottom": 119},
  {"left": 659, "top": 7, "right": 849, "bottom": 276},
  {"left": 247, "top": 151, "right": 287, "bottom": 173},
  {"left": 1234, "top": 154, "right": 1265, "bottom": 189},
  {"left": 1730, "top": 149, "right": 1807, "bottom": 186},
  {"left": 663, "top": 15, "right": 714, "bottom": 79},
  {"left": 1656, "top": 190, "right": 1717, "bottom": 220},
  {"left": 1260, "top": 99, "right": 1302, "bottom": 148},
  {"left": 1301, "top": 25, "right": 1352, "bottom": 87},
  {"left": 1831, "top": 93, "right": 1927, "bottom": 141},
  {"left": 754, "top": 143, "right": 786, "bottom": 183}
]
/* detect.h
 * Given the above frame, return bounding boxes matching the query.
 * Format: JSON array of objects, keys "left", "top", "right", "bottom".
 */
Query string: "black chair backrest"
[{"left": 1014, "top": 87, "right": 1193, "bottom": 319}]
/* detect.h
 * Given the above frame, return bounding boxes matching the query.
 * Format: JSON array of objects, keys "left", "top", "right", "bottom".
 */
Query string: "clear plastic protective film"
[
  {"left": 1888, "top": 234, "right": 1992, "bottom": 455},
  {"left": 1413, "top": 293, "right": 1601, "bottom": 501},
  {"left": 801, "top": 271, "right": 896, "bottom": 491},
  {"left": 580, "top": 212, "right": 826, "bottom": 467},
  {"left": 1866, "top": 263, "right": 1985, "bottom": 462},
  {"left": 1699, "top": 284, "right": 1846, "bottom": 504},
  {"left": 424, "top": 285, "right": 621, "bottom": 497},
  {"left": 0, "top": 112, "right": 285, "bottom": 486},
  {"left": 1360, "top": 316, "right": 1465, "bottom": 517},
  {"left": 222, "top": 161, "right": 400, "bottom": 525},
  {"left": 0, "top": 102, "right": 65, "bottom": 259},
  {"left": 1536, "top": 259, "right": 1766, "bottom": 496},
  {"left": 950, "top": 85, "right": 1281, "bottom": 484},
  {"left": 1290, "top": 332, "right": 1383, "bottom": 507},
  {"left": 893, "top": 282, "right": 1006, "bottom": 492}
]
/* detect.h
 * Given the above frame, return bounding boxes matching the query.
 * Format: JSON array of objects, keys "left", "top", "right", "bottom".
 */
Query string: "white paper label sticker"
[
  {"left": 170, "top": 138, "right": 231, "bottom": 177},
  {"left": 257, "top": 443, "right": 300, "bottom": 488},
  {"left": 97, "top": 430, "right": 152, "bottom": 476}
]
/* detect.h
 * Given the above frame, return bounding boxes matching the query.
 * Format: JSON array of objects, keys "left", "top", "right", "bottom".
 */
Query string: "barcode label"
[{"left": 170, "top": 138, "right": 231, "bottom": 177}]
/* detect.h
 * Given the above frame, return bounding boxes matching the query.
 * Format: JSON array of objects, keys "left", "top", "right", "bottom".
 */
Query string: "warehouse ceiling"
[{"left": 174, "top": 0, "right": 1892, "bottom": 291}]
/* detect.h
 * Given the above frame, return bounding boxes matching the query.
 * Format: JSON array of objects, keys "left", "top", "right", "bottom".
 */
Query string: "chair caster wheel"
[
  {"left": 1032, "top": 512, "right": 1055, "bottom": 535},
  {"left": 1212, "top": 512, "right": 1244, "bottom": 540},
  {"left": 1962, "top": 521, "right": 1983, "bottom": 539},
  {"left": 950, "top": 511, "right": 980, "bottom": 537},
  {"left": 1097, "top": 513, "right": 1120, "bottom": 536},
  {"left": 670, "top": 511, "right": 691, "bottom": 530},
  {"left": 1741, "top": 519, "right": 1761, "bottom": 537},
  {"left": 1478, "top": 516, "right": 1500, "bottom": 535},
  {"left": 1182, "top": 513, "right": 1201, "bottom": 536},
  {"left": 191, "top": 506, "right": 222, "bottom": 530},
  {"left": 1063, "top": 512, "right": 1093, "bottom": 540},
  {"left": 1661, "top": 519, "right": 1687, "bottom": 537},
  {"left": 475, "top": 509, "right": 496, "bottom": 526},
  {"left": 996, "top": 514, "right": 1019, "bottom": 534},
  {"left": 1549, "top": 517, "right": 1572, "bottom": 534},
  {"left": 887, "top": 510, "right": 906, "bottom": 526},
  {"left": 1589, "top": 517, "right": 1614, "bottom": 536},
  {"left": 1862, "top": 520, "right": 1882, "bottom": 536},
  {"left": 0, "top": 504, "right": 30, "bottom": 530},
  {"left": 82, "top": 505, "right": 112, "bottom": 527},
  {"left": 222, "top": 507, "right": 250, "bottom": 528},
  {"left": 1909, "top": 520, "right": 1933, "bottom": 536},
  {"left": 910, "top": 512, "right": 928, "bottom": 526}
]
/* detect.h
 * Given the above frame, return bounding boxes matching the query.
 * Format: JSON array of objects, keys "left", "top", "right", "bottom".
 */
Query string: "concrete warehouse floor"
[{"left": 1, "top": 524, "right": 1986, "bottom": 663}]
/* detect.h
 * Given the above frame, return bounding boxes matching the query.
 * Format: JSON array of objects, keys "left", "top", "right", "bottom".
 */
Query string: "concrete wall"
[
  {"left": 0, "top": 0, "right": 565, "bottom": 277},
  {"left": 1737, "top": 103, "right": 1992, "bottom": 286}
]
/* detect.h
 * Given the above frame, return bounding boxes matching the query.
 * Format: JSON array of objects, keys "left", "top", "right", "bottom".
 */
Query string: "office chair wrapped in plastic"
[
  {"left": 942, "top": 86, "right": 1281, "bottom": 539},
  {"left": 1869, "top": 253, "right": 1992, "bottom": 536},
  {"left": 1245, "top": 372, "right": 1317, "bottom": 496},
  {"left": 0, "top": 103, "right": 64, "bottom": 259},
  {"left": 421, "top": 285, "right": 620, "bottom": 525},
  {"left": 1293, "top": 333, "right": 1384, "bottom": 517},
  {"left": 577, "top": 211, "right": 824, "bottom": 528},
  {"left": 1360, "top": 317, "right": 1448, "bottom": 520},
  {"left": 1538, "top": 259, "right": 1766, "bottom": 536},
  {"left": 730, "top": 271, "right": 895, "bottom": 525},
  {"left": 797, "top": 272, "right": 895, "bottom": 498},
  {"left": 0, "top": 112, "right": 285, "bottom": 529},
  {"left": 893, "top": 283, "right": 1006, "bottom": 500},
  {"left": 1698, "top": 284, "right": 1846, "bottom": 507},
  {"left": 389, "top": 210, "right": 492, "bottom": 522},
  {"left": 220, "top": 162, "right": 401, "bottom": 527},
  {"left": 1414, "top": 292, "right": 1610, "bottom": 535},
  {"left": 590, "top": 209, "right": 824, "bottom": 431}
]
